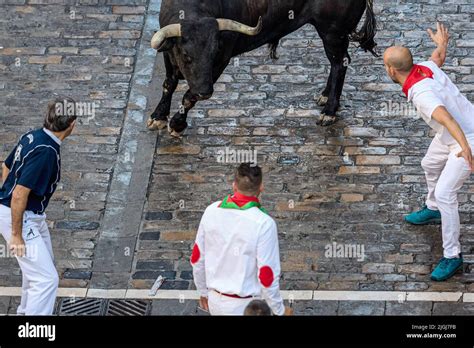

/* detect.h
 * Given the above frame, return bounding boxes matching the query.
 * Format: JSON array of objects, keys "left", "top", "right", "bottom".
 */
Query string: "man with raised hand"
[
  {"left": 191, "top": 163, "right": 292, "bottom": 315},
  {"left": 0, "top": 97, "right": 77, "bottom": 315},
  {"left": 383, "top": 23, "right": 474, "bottom": 281}
]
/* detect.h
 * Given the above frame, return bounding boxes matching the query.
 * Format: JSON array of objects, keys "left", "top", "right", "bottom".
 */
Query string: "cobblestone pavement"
[
  {"left": 0, "top": 0, "right": 153, "bottom": 288},
  {"left": 1, "top": 0, "right": 474, "bottom": 316},
  {"left": 138, "top": 0, "right": 474, "bottom": 293}
]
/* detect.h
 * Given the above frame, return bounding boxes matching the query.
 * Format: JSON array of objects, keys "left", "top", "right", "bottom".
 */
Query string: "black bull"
[{"left": 148, "top": 0, "right": 377, "bottom": 137}]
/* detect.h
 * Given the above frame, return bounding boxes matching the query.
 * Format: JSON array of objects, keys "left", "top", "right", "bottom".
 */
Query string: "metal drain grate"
[
  {"left": 57, "top": 298, "right": 151, "bottom": 316},
  {"left": 104, "top": 299, "right": 151, "bottom": 316},
  {"left": 57, "top": 298, "right": 105, "bottom": 316}
]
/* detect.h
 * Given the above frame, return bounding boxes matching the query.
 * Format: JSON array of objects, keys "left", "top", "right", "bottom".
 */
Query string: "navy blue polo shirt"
[{"left": 0, "top": 128, "right": 61, "bottom": 214}]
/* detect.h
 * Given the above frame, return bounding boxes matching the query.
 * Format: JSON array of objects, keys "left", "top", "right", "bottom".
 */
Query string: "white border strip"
[
  {"left": 0, "top": 287, "right": 471, "bottom": 302},
  {"left": 406, "top": 292, "right": 462, "bottom": 302},
  {"left": 313, "top": 291, "right": 405, "bottom": 302}
]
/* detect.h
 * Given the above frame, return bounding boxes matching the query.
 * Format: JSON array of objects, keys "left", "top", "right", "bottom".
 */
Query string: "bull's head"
[{"left": 151, "top": 17, "right": 262, "bottom": 99}]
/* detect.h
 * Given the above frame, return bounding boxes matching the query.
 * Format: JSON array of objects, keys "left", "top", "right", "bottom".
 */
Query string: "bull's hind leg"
[
  {"left": 147, "top": 53, "right": 180, "bottom": 130},
  {"left": 315, "top": 38, "right": 332, "bottom": 108},
  {"left": 316, "top": 91, "right": 329, "bottom": 107},
  {"left": 317, "top": 34, "right": 350, "bottom": 126}
]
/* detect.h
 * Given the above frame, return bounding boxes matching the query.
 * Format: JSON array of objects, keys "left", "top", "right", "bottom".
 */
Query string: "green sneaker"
[
  {"left": 431, "top": 256, "right": 463, "bottom": 282},
  {"left": 404, "top": 206, "right": 441, "bottom": 225}
]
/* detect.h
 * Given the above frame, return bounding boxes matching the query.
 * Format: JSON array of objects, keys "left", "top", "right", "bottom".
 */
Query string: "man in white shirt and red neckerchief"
[
  {"left": 384, "top": 23, "right": 474, "bottom": 282},
  {"left": 191, "top": 163, "right": 292, "bottom": 316}
]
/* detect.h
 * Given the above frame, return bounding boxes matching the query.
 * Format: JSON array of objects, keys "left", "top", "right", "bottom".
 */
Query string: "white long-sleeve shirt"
[
  {"left": 191, "top": 195, "right": 285, "bottom": 316},
  {"left": 405, "top": 60, "right": 474, "bottom": 146}
]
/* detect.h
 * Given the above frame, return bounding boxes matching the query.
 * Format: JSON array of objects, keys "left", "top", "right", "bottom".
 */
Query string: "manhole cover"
[
  {"left": 104, "top": 300, "right": 151, "bottom": 316},
  {"left": 57, "top": 298, "right": 105, "bottom": 316}
]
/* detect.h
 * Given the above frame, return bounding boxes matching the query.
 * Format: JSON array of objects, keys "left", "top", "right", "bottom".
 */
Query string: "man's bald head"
[{"left": 384, "top": 46, "right": 414, "bottom": 73}]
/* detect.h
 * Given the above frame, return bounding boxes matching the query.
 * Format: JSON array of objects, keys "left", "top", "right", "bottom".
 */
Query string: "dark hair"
[
  {"left": 235, "top": 163, "right": 263, "bottom": 195},
  {"left": 44, "top": 97, "right": 78, "bottom": 132},
  {"left": 244, "top": 300, "right": 272, "bottom": 316}
]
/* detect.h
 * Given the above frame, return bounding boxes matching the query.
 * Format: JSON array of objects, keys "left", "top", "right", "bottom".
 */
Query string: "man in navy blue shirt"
[{"left": 0, "top": 97, "right": 76, "bottom": 315}]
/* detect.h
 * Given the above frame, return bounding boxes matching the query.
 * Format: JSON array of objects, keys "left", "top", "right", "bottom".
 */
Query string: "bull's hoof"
[
  {"left": 167, "top": 124, "right": 185, "bottom": 139},
  {"left": 316, "top": 95, "right": 329, "bottom": 106},
  {"left": 147, "top": 118, "right": 168, "bottom": 131},
  {"left": 317, "top": 113, "right": 337, "bottom": 126}
]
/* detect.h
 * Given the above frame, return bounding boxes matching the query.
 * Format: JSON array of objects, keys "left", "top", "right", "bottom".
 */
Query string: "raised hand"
[{"left": 427, "top": 22, "right": 450, "bottom": 47}]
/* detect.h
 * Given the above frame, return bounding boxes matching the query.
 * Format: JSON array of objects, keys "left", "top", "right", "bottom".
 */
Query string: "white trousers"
[
  {"left": 0, "top": 204, "right": 59, "bottom": 315},
  {"left": 421, "top": 135, "right": 473, "bottom": 258},
  {"left": 208, "top": 291, "right": 256, "bottom": 316}
]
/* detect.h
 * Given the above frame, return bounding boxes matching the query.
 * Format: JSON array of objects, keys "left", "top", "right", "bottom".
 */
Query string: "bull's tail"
[{"left": 350, "top": 0, "right": 378, "bottom": 56}]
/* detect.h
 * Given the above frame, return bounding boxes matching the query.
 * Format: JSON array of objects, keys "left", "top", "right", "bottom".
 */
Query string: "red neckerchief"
[
  {"left": 227, "top": 191, "right": 260, "bottom": 207},
  {"left": 402, "top": 64, "right": 434, "bottom": 97}
]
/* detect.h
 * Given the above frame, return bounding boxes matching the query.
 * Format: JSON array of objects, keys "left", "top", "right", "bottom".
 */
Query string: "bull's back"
[
  {"left": 159, "top": 0, "right": 369, "bottom": 57},
  {"left": 160, "top": 0, "right": 366, "bottom": 32}
]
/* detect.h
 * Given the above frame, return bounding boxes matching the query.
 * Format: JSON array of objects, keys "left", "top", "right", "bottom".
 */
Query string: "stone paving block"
[
  {"left": 93, "top": 237, "right": 137, "bottom": 273},
  {"left": 338, "top": 301, "right": 386, "bottom": 316},
  {"left": 150, "top": 299, "right": 206, "bottom": 316},
  {"left": 7, "top": 297, "right": 21, "bottom": 315},
  {"left": 293, "top": 300, "right": 339, "bottom": 316},
  {"left": 90, "top": 272, "right": 132, "bottom": 289},
  {"left": 385, "top": 301, "right": 433, "bottom": 316},
  {"left": 63, "top": 270, "right": 92, "bottom": 280},
  {"left": 0, "top": 297, "right": 10, "bottom": 315},
  {"left": 432, "top": 303, "right": 474, "bottom": 316}
]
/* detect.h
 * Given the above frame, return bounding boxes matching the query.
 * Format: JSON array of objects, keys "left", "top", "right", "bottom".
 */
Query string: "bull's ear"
[{"left": 157, "top": 39, "right": 175, "bottom": 52}]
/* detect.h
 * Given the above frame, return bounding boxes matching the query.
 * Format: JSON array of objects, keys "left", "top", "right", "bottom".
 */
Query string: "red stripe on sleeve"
[
  {"left": 259, "top": 266, "right": 274, "bottom": 288},
  {"left": 191, "top": 243, "right": 201, "bottom": 264}
]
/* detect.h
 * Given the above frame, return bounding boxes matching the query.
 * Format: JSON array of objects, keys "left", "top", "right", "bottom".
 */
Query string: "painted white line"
[
  {"left": 406, "top": 292, "right": 463, "bottom": 302},
  {"left": 0, "top": 287, "right": 471, "bottom": 302},
  {"left": 0, "top": 287, "right": 21, "bottom": 297},
  {"left": 281, "top": 290, "right": 313, "bottom": 300},
  {"left": 313, "top": 291, "right": 405, "bottom": 302},
  {"left": 463, "top": 293, "right": 474, "bottom": 303},
  {"left": 87, "top": 289, "right": 126, "bottom": 299},
  {"left": 57, "top": 288, "right": 88, "bottom": 298},
  {"left": 125, "top": 289, "right": 200, "bottom": 300}
]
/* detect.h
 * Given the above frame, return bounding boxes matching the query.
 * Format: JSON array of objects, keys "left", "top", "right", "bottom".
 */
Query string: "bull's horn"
[
  {"left": 217, "top": 16, "right": 263, "bottom": 36},
  {"left": 151, "top": 24, "right": 182, "bottom": 49}
]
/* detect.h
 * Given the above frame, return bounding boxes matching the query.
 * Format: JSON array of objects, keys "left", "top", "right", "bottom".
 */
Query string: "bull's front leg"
[
  {"left": 168, "top": 90, "right": 198, "bottom": 138},
  {"left": 147, "top": 54, "right": 180, "bottom": 130},
  {"left": 166, "top": 59, "right": 228, "bottom": 138},
  {"left": 147, "top": 77, "right": 179, "bottom": 130}
]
